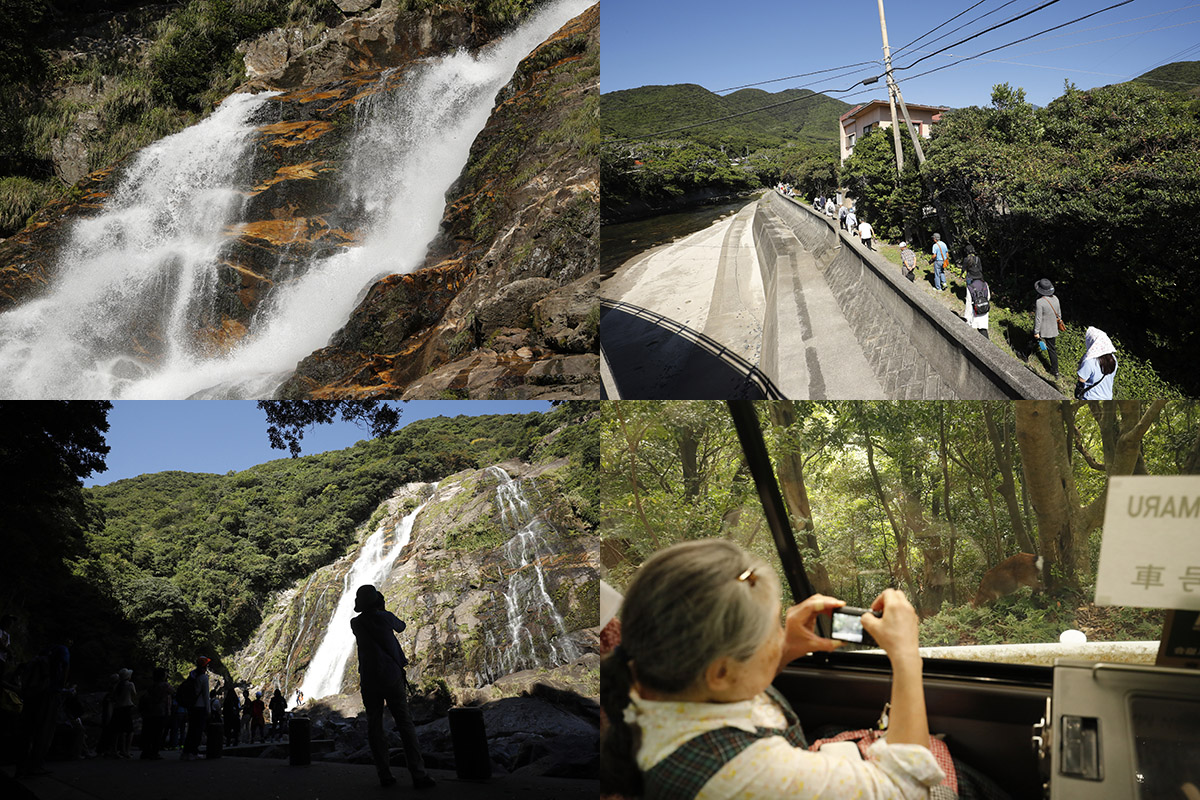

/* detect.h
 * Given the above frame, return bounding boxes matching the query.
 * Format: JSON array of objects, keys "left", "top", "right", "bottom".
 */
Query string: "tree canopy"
[{"left": 602, "top": 401, "right": 1199, "bottom": 650}]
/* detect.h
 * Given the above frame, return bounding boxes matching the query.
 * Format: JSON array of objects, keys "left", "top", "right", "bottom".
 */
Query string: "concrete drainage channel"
[{"left": 754, "top": 192, "right": 1063, "bottom": 400}]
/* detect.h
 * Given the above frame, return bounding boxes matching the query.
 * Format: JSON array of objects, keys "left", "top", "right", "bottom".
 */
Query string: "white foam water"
[
  {"left": 0, "top": 0, "right": 592, "bottom": 398},
  {"left": 296, "top": 488, "right": 434, "bottom": 701}
]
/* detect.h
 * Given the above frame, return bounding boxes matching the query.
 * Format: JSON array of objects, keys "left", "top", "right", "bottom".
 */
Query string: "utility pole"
[
  {"left": 876, "top": 0, "right": 927, "bottom": 170},
  {"left": 877, "top": 0, "right": 904, "bottom": 176}
]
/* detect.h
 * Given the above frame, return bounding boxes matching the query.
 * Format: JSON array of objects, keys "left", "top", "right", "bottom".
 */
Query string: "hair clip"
[{"left": 737, "top": 567, "right": 758, "bottom": 587}]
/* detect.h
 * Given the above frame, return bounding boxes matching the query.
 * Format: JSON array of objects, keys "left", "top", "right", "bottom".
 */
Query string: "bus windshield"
[{"left": 602, "top": 400, "right": 1199, "bottom": 667}]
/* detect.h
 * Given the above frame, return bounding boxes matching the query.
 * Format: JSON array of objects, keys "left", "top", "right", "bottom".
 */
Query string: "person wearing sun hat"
[
  {"left": 351, "top": 585, "right": 435, "bottom": 790},
  {"left": 1076, "top": 327, "right": 1118, "bottom": 399},
  {"left": 1033, "top": 278, "right": 1063, "bottom": 378}
]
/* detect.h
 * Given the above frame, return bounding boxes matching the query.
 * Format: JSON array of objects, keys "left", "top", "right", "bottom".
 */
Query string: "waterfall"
[
  {"left": 296, "top": 488, "right": 433, "bottom": 702},
  {"left": 0, "top": 0, "right": 592, "bottom": 399},
  {"left": 484, "top": 466, "right": 579, "bottom": 683}
]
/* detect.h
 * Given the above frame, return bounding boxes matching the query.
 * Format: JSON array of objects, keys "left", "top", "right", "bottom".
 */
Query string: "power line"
[
  {"left": 1009, "top": 18, "right": 1200, "bottom": 58},
  {"left": 892, "top": 0, "right": 1080, "bottom": 73},
  {"left": 891, "top": 0, "right": 1138, "bottom": 80},
  {"left": 908, "top": 48, "right": 1200, "bottom": 89},
  {"left": 891, "top": 0, "right": 1019, "bottom": 58},
  {"left": 1007, "top": 2, "right": 1200, "bottom": 43},
  {"left": 713, "top": 62, "right": 880, "bottom": 94}
]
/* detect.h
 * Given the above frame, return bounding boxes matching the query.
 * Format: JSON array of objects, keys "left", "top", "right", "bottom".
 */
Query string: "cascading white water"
[
  {"left": 296, "top": 488, "right": 434, "bottom": 701},
  {"left": 0, "top": 92, "right": 274, "bottom": 398},
  {"left": 484, "top": 466, "right": 579, "bottom": 683},
  {"left": 0, "top": 0, "right": 591, "bottom": 399}
]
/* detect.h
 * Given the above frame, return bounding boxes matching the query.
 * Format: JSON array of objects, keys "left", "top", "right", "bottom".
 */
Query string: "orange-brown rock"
[{"left": 277, "top": 3, "right": 600, "bottom": 399}]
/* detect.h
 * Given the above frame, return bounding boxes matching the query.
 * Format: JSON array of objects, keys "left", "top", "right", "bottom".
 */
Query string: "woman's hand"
[
  {"left": 860, "top": 589, "right": 921, "bottom": 666},
  {"left": 779, "top": 594, "right": 845, "bottom": 670}
]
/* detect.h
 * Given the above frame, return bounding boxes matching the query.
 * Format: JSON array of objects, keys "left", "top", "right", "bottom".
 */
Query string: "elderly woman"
[
  {"left": 601, "top": 539, "right": 943, "bottom": 799},
  {"left": 1076, "top": 327, "right": 1118, "bottom": 399}
]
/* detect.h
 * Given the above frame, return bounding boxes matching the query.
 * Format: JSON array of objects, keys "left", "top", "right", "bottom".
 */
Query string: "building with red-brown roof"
[{"left": 840, "top": 99, "right": 950, "bottom": 163}]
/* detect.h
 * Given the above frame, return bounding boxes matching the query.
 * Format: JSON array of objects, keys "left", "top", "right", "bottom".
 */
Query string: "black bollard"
[
  {"left": 288, "top": 717, "right": 310, "bottom": 766},
  {"left": 205, "top": 721, "right": 223, "bottom": 759},
  {"left": 448, "top": 706, "right": 490, "bottom": 780}
]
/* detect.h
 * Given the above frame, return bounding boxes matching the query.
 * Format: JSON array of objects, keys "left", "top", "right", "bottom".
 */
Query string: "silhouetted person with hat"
[{"left": 350, "top": 584, "right": 435, "bottom": 790}]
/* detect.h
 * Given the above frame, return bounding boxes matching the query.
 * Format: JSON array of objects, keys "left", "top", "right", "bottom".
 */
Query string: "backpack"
[
  {"left": 176, "top": 675, "right": 197, "bottom": 708},
  {"left": 970, "top": 280, "right": 990, "bottom": 315}
]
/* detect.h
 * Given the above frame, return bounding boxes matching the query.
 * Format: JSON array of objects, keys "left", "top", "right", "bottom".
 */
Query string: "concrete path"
[
  {"left": 600, "top": 197, "right": 882, "bottom": 399},
  {"left": 2, "top": 760, "right": 596, "bottom": 800},
  {"left": 600, "top": 201, "right": 774, "bottom": 398},
  {"left": 758, "top": 205, "right": 883, "bottom": 399}
]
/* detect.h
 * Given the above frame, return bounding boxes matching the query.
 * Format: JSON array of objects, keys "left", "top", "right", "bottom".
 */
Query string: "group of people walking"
[
  {"left": 812, "top": 193, "right": 876, "bottom": 250},
  {"left": 4, "top": 584, "right": 436, "bottom": 791},
  {"left": 922, "top": 234, "right": 1118, "bottom": 398},
  {"left": 1, "top": 628, "right": 298, "bottom": 775},
  {"left": 804, "top": 194, "right": 1121, "bottom": 398}
]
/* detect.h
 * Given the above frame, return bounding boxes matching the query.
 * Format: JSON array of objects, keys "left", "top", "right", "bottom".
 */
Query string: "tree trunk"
[
  {"left": 858, "top": 405, "right": 914, "bottom": 597},
  {"left": 983, "top": 402, "right": 1036, "bottom": 554},
  {"left": 1016, "top": 400, "right": 1166, "bottom": 590},
  {"left": 612, "top": 401, "right": 661, "bottom": 551},
  {"left": 766, "top": 402, "right": 832, "bottom": 595},
  {"left": 1015, "top": 401, "right": 1086, "bottom": 590}
]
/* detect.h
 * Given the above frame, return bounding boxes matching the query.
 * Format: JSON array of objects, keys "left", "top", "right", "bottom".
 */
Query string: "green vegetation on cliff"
[
  {"left": 844, "top": 81, "right": 1200, "bottom": 396},
  {"left": 4, "top": 402, "right": 597, "bottom": 682},
  {"left": 0, "top": 0, "right": 561, "bottom": 237}
]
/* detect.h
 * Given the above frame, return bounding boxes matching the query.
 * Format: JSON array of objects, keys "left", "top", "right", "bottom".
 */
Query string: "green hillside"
[
  {"left": 601, "top": 83, "right": 851, "bottom": 149},
  {"left": 5, "top": 404, "right": 599, "bottom": 680},
  {"left": 1131, "top": 60, "right": 1200, "bottom": 98}
]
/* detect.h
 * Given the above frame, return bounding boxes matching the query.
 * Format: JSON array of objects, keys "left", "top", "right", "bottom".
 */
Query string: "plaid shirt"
[{"left": 644, "top": 687, "right": 806, "bottom": 800}]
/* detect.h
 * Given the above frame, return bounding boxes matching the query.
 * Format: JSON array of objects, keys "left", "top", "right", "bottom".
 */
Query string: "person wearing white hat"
[{"left": 1076, "top": 327, "right": 1118, "bottom": 399}]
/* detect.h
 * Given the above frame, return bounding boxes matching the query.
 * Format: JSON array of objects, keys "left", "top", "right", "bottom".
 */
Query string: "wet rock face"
[
  {"left": 239, "top": 3, "right": 487, "bottom": 91},
  {"left": 277, "top": 3, "right": 600, "bottom": 399},
  {"left": 228, "top": 461, "right": 598, "bottom": 704}
]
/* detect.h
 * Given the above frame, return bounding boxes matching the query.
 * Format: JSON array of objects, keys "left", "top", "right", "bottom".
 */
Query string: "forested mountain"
[
  {"left": 1131, "top": 60, "right": 1200, "bottom": 98},
  {"left": 4, "top": 403, "right": 598, "bottom": 683},
  {"left": 601, "top": 83, "right": 851, "bottom": 150}
]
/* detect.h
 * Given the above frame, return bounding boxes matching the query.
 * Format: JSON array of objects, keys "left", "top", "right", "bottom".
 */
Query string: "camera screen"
[{"left": 831, "top": 611, "right": 865, "bottom": 643}]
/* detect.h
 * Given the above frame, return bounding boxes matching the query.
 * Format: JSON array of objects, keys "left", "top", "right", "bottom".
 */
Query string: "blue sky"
[
  {"left": 85, "top": 401, "right": 551, "bottom": 487},
  {"left": 601, "top": 0, "right": 1200, "bottom": 109}
]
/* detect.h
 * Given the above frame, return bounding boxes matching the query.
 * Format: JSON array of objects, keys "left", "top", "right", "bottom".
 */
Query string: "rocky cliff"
[
  {"left": 228, "top": 459, "right": 598, "bottom": 703},
  {"left": 0, "top": 0, "right": 598, "bottom": 399},
  {"left": 277, "top": 3, "right": 599, "bottom": 399}
]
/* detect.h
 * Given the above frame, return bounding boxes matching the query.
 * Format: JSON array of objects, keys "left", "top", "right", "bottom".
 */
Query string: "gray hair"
[
  {"left": 933, "top": 233, "right": 941, "bottom": 241},
  {"left": 620, "top": 539, "right": 780, "bottom": 694}
]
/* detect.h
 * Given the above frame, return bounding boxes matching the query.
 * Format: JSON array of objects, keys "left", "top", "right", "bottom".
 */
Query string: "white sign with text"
[{"left": 1095, "top": 476, "right": 1200, "bottom": 610}]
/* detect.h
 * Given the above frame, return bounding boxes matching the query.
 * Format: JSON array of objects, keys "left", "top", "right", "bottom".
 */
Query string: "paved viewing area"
[{"left": 601, "top": 191, "right": 1061, "bottom": 400}]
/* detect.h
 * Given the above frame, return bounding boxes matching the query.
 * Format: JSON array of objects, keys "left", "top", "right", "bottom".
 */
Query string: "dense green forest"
[
  {"left": 599, "top": 83, "right": 847, "bottom": 219},
  {"left": 602, "top": 401, "right": 1200, "bottom": 650},
  {"left": 0, "top": 0, "right": 549, "bottom": 236},
  {"left": 2, "top": 401, "right": 598, "bottom": 684},
  {"left": 843, "top": 79, "right": 1200, "bottom": 396}
]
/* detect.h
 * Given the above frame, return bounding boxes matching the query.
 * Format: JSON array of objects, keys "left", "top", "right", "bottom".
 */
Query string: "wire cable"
[
  {"left": 891, "top": 0, "right": 1018, "bottom": 58},
  {"left": 891, "top": 0, "right": 1137, "bottom": 79},
  {"left": 713, "top": 62, "right": 881, "bottom": 94}
]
